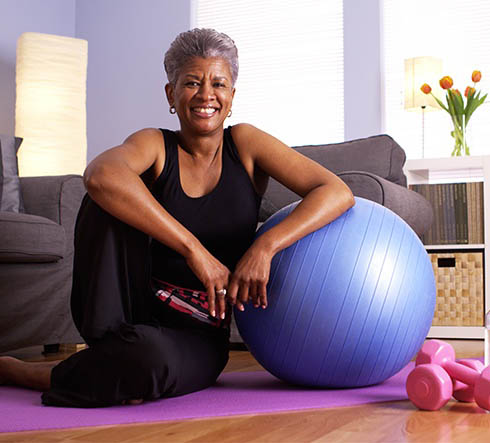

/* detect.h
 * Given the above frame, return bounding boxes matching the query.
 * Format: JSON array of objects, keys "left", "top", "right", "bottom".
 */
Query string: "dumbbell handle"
[{"left": 442, "top": 360, "right": 480, "bottom": 386}]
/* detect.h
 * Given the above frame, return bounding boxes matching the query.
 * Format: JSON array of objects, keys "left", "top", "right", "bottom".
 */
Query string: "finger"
[
  {"left": 235, "top": 300, "right": 245, "bottom": 311},
  {"left": 258, "top": 281, "right": 268, "bottom": 309},
  {"left": 207, "top": 286, "right": 216, "bottom": 318},
  {"left": 229, "top": 278, "right": 245, "bottom": 311},
  {"left": 227, "top": 278, "right": 239, "bottom": 305},
  {"left": 216, "top": 288, "right": 227, "bottom": 320},
  {"left": 249, "top": 282, "right": 259, "bottom": 308},
  {"left": 238, "top": 283, "right": 249, "bottom": 306}
]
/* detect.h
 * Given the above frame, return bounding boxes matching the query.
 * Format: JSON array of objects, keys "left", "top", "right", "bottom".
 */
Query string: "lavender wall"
[
  {"left": 1, "top": 0, "right": 382, "bottom": 161},
  {"left": 76, "top": 0, "right": 191, "bottom": 161},
  {"left": 0, "top": 0, "right": 76, "bottom": 135},
  {"left": 0, "top": 0, "right": 190, "bottom": 161},
  {"left": 343, "top": 0, "right": 382, "bottom": 140}
]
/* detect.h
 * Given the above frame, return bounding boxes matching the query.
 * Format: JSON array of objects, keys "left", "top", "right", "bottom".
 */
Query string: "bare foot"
[
  {"left": 0, "top": 356, "right": 22, "bottom": 385},
  {"left": 0, "top": 356, "right": 59, "bottom": 390}
]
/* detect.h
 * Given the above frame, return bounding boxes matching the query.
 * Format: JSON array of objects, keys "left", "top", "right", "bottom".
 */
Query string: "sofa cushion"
[
  {"left": 337, "top": 171, "right": 385, "bottom": 203},
  {"left": 293, "top": 134, "right": 407, "bottom": 186},
  {"left": 0, "top": 134, "right": 24, "bottom": 212},
  {"left": 259, "top": 134, "right": 408, "bottom": 222},
  {"left": 0, "top": 211, "right": 65, "bottom": 263}
]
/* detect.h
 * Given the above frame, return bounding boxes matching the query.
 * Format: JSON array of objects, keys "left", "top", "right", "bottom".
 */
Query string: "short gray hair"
[{"left": 164, "top": 28, "right": 239, "bottom": 86}]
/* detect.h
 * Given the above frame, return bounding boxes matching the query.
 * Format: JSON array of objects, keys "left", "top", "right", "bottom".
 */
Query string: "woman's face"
[{"left": 166, "top": 56, "right": 235, "bottom": 136}]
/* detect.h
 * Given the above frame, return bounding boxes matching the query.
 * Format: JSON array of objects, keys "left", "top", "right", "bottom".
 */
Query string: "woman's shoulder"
[
  {"left": 228, "top": 123, "right": 264, "bottom": 154},
  {"left": 229, "top": 123, "right": 288, "bottom": 159},
  {"left": 229, "top": 123, "right": 259, "bottom": 140},
  {"left": 122, "top": 127, "right": 169, "bottom": 158},
  {"left": 125, "top": 127, "right": 166, "bottom": 145},
  {"left": 122, "top": 128, "right": 167, "bottom": 182}
]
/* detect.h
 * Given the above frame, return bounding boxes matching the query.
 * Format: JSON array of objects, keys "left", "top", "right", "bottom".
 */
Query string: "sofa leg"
[{"left": 42, "top": 344, "right": 60, "bottom": 355}]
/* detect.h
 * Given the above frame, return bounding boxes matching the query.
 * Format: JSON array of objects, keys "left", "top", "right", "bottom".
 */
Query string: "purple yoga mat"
[{"left": 0, "top": 363, "right": 414, "bottom": 433}]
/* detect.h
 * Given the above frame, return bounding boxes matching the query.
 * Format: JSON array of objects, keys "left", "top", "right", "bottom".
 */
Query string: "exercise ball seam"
[
  {"left": 382, "top": 235, "right": 434, "bottom": 381},
  {"left": 353, "top": 211, "right": 399, "bottom": 386},
  {"left": 276, "top": 233, "right": 317, "bottom": 374},
  {"left": 367, "top": 228, "right": 414, "bottom": 384},
  {"left": 336, "top": 206, "right": 389, "bottom": 385},
  {"left": 387, "top": 245, "right": 432, "bottom": 377},
  {"left": 378, "top": 238, "right": 420, "bottom": 379},
  {"left": 405, "top": 256, "right": 436, "bottom": 362},
  {"left": 363, "top": 217, "right": 408, "bottom": 385},
  {"left": 288, "top": 228, "right": 331, "bottom": 378},
  {"left": 267, "top": 241, "right": 301, "bottom": 363},
  {"left": 289, "top": 212, "right": 350, "bottom": 383},
  {"left": 315, "top": 201, "right": 376, "bottom": 386}
]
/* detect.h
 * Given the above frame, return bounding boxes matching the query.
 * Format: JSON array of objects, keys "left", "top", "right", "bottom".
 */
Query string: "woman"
[{"left": 0, "top": 28, "right": 354, "bottom": 407}]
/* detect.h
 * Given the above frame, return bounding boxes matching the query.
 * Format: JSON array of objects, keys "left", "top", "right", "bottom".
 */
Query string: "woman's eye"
[
  {"left": 185, "top": 81, "right": 199, "bottom": 87},
  {"left": 214, "top": 82, "right": 226, "bottom": 88}
]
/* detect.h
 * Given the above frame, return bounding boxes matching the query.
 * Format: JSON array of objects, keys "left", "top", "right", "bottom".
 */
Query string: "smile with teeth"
[{"left": 192, "top": 107, "right": 219, "bottom": 115}]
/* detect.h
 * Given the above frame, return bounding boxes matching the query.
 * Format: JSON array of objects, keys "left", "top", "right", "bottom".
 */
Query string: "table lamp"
[{"left": 404, "top": 56, "right": 442, "bottom": 157}]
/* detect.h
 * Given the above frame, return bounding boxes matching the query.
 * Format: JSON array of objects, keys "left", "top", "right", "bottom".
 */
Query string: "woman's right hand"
[{"left": 185, "top": 247, "right": 231, "bottom": 320}]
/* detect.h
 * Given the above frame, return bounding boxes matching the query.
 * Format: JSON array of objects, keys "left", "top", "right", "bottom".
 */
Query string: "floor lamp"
[
  {"left": 15, "top": 32, "right": 88, "bottom": 177},
  {"left": 404, "top": 56, "right": 442, "bottom": 158}
]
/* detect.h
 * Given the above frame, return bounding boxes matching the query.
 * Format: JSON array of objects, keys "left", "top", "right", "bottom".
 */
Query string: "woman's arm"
[
  {"left": 84, "top": 129, "right": 231, "bottom": 319},
  {"left": 84, "top": 128, "right": 195, "bottom": 256},
  {"left": 228, "top": 124, "right": 355, "bottom": 309}
]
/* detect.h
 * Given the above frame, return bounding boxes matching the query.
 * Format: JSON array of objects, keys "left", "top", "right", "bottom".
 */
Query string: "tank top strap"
[
  {"left": 152, "top": 128, "right": 179, "bottom": 193},
  {"left": 223, "top": 126, "right": 242, "bottom": 164}
]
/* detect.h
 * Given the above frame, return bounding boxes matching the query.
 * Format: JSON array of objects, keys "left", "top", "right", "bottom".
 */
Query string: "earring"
[
  {"left": 227, "top": 109, "right": 232, "bottom": 118},
  {"left": 169, "top": 106, "right": 176, "bottom": 114}
]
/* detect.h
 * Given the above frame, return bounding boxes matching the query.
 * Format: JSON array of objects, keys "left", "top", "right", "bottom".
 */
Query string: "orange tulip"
[
  {"left": 472, "top": 70, "right": 482, "bottom": 83},
  {"left": 452, "top": 89, "right": 461, "bottom": 96},
  {"left": 465, "top": 86, "right": 476, "bottom": 97},
  {"left": 439, "top": 76, "right": 453, "bottom": 89},
  {"left": 420, "top": 83, "right": 432, "bottom": 94}
]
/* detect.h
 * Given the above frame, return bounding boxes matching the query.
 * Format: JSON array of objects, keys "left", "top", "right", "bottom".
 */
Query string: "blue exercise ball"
[{"left": 235, "top": 197, "right": 435, "bottom": 388}]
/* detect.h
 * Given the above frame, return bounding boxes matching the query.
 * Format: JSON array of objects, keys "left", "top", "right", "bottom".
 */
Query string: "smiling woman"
[
  {"left": 165, "top": 57, "right": 235, "bottom": 137},
  {"left": 0, "top": 28, "right": 354, "bottom": 408}
]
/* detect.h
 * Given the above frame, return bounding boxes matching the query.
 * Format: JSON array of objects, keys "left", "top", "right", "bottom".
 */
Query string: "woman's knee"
[{"left": 110, "top": 324, "right": 177, "bottom": 376}]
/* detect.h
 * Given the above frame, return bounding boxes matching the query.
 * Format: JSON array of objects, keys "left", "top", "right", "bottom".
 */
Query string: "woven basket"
[{"left": 430, "top": 251, "right": 484, "bottom": 326}]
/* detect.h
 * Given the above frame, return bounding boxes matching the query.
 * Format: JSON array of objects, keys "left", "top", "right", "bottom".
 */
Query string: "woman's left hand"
[{"left": 227, "top": 242, "right": 273, "bottom": 311}]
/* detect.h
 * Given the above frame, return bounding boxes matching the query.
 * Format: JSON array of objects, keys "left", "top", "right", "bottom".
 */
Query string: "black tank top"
[{"left": 150, "top": 126, "right": 262, "bottom": 291}]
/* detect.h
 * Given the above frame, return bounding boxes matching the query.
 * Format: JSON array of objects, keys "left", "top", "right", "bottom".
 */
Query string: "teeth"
[{"left": 194, "top": 107, "right": 216, "bottom": 114}]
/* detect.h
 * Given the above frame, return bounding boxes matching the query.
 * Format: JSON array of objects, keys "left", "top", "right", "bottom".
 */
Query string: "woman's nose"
[{"left": 197, "top": 81, "right": 215, "bottom": 99}]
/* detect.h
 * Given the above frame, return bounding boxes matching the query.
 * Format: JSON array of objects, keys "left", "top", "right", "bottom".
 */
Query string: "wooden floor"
[{"left": 0, "top": 340, "right": 488, "bottom": 442}]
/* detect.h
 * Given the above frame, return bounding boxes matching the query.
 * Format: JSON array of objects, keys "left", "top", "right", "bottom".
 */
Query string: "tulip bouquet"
[{"left": 421, "top": 71, "right": 487, "bottom": 156}]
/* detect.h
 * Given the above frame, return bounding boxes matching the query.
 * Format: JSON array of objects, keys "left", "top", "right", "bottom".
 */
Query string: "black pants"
[{"left": 41, "top": 195, "right": 229, "bottom": 408}]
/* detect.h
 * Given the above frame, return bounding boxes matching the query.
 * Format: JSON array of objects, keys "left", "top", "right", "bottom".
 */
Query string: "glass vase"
[{"left": 451, "top": 114, "right": 470, "bottom": 156}]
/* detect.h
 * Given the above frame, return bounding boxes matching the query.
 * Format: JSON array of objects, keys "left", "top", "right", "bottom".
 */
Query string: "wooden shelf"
[
  {"left": 425, "top": 244, "right": 484, "bottom": 250},
  {"left": 405, "top": 156, "right": 490, "bottom": 339},
  {"left": 428, "top": 326, "right": 484, "bottom": 340}
]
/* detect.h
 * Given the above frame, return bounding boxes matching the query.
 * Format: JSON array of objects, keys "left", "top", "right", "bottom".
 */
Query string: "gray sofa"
[
  {"left": 0, "top": 175, "right": 85, "bottom": 353},
  {"left": 0, "top": 134, "right": 432, "bottom": 352}
]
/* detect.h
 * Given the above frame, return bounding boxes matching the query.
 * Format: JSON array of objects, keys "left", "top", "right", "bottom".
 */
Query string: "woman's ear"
[{"left": 164, "top": 83, "right": 174, "bottom": 106}]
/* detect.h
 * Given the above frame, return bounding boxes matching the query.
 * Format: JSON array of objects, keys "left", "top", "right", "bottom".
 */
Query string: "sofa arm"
[
  {"left": 20, "top": 175, "right": 86, "bottom": 236},
  {"left": 338, "top": 171, "right": 433, "bottom": 237}
]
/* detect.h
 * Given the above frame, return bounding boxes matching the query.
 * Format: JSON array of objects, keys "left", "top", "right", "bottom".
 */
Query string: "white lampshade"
[
  {"left": 15, "top": 32, "right": 88, "bottom": 176},
  {"left": 404, "top": 56, "right": 443, "bottom": 111}
]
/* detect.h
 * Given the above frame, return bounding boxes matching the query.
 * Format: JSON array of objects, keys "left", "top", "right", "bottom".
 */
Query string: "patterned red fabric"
[{"left": 152, "top": 278, "right": 231, "bottom": 328}]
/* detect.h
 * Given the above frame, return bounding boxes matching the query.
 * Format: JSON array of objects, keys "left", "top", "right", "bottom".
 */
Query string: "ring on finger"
[{"left": 216, "top": 289, "right": 227, "bottom": 296}]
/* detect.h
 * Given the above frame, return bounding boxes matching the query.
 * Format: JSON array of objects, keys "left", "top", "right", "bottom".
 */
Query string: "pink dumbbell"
[
  {"left": 406, "top": 339, "right": 490, "bottom": 411},
  {"left": 451, "top": 358, "right": 485, "bottom": 402}
]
